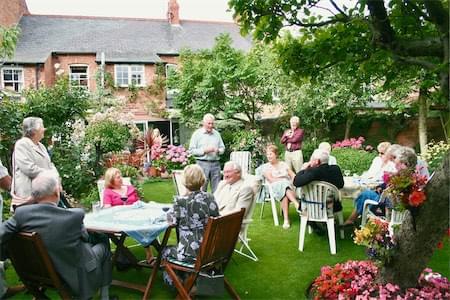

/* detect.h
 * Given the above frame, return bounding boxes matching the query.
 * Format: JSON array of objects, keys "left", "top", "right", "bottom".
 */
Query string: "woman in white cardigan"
[{"left": 12, "top": 117, "right": 58, "bottom": 208}]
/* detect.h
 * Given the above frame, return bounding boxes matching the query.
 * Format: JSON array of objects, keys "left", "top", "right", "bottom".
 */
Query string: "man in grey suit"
[
  {"left": 0, "top": 171, "right": 113, "bottom": 300},
  {"left": 214, "top": 161, "right": 254, "bottom": 219}
]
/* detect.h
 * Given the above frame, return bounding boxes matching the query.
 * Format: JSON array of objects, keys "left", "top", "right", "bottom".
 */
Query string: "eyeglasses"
[{"left": 379, "top": 152, "right": 385, "bottom": 155}]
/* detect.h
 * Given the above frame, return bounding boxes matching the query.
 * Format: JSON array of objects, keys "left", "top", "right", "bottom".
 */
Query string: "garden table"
[
  {"left": 84, "top": 201, "right": 172, "bottom": 299},
  {"left": 342, "top": 176, "right": 382, "bottom": 198}
]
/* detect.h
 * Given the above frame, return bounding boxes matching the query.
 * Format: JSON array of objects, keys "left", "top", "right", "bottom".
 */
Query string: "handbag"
[{"left": 196, "top": 269, "right": 225, "bottom": 296}]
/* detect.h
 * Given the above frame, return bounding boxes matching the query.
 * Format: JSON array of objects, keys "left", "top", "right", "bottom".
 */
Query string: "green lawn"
[{"left": 5, "top": 179, "right": 449, "bottom": 299}]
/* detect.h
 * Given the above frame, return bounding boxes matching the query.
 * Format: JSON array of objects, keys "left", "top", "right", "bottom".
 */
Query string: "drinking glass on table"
[{"left": 344, "top": 170, "right": 351, "bottom": 177}]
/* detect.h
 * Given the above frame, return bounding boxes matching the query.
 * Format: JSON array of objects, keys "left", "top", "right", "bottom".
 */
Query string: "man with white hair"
[
  {"left": 293, "top": 149, "right": 344, "bottom": 189},
  {"left": 0, "top": 171, "right": 113, "bottom": 300},
  {"left": 189, "top": 113, "right": 225, "bottom": 192},
  {"left": 281, "top": 116, "right": 305, "bottom": 173},
  {"left": 214, "top": 161, "right": 254, "bottom": 219}
]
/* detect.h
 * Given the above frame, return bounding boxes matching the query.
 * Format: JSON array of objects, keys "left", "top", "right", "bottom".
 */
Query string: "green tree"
[
  {"left": 229, "top": 0, "right": 449, "bottom": 289},
  {"left": 231, "top": 0, "right": 449, "bottom": 138},
  {"left": 24, "top": 77, "right": 90, "bottom": 141},
  {"left": 84, "top": 119, "right": 132, "bottom": 177},
  {"left": 172, "top": 34, "right": 278, "bottom": 128},
  {"left": 0, "top": 25, "right": 20, "bottom": 65}
]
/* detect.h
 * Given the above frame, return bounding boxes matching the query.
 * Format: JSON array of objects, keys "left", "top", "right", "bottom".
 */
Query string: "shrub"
[
  {"left": 310, "top": 260, "right": 450, "bottom": 299},
  {"left": 52, "top": 142, "right": 97, "bottom": 200},
  {"left": 333, "top": 147, "right": 377, "bottom": 175},
  {"left": 420, "top": 140, "right": 450, "bottom": 172},
  {"left": 301, "top": 138, "right": 321, "bottom": 162},
  {"left": 80, "top": 186, "right": 100, "bottom": 209},
  {"left": 231, "top": 128, "right": 267, "bottom": 167}
]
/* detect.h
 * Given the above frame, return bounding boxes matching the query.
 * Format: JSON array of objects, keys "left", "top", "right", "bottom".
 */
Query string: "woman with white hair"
[
  {"left": 11, "top": 117, "right": 59, "bottom": 208},
  {"left": 361, "top": 142, "right": 396, "bottom": 181}
]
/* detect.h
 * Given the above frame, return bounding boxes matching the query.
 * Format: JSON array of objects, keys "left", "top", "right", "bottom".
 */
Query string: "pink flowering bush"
[
  {"left": 332, "top": 136, "right": 366, "bottom": 149},
  {"left": 310, "top": 260, "right": 450, "bottom": 299},
  {"left": 151, "top": 145, "right": 193, "bottom": 173}
]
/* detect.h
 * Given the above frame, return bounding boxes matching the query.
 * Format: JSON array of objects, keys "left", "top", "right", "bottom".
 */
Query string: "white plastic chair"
[
  {"left": 230, "top": 151, "right": 251, "bottom": 175},
  {"left": 298, "top": 181, "right": 344, "bottom": 255},
  {"left": 234, "top": 174, "right": 262, "bottom": 261},
  {"left": 97, "top": 177, "right": 131, "bottom": 207},
  {"left": 172, "top": 170, "right": 188, "bottom": 196},
  {"left": 259, "top": 180, "right": 280, "bottom": 226}
]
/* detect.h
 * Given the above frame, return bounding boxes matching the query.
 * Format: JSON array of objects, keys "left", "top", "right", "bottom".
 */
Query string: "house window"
[
  {"left": 165, "top": 64, "right": 178, "bottom": 108},
  {"left": 114, "top": 65, "right": 144, "bottom": 87},
  {"left": 1, "top": 67, "right": 24, "bottom": 92},
  {"left": 69, "top": 65, "right": 89, "bottom": 89}
]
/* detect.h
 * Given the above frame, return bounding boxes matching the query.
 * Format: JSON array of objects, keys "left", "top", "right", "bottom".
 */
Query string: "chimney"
[
  {"left": 0, "top": 0, "right": 30, "bottom": 27},
  {"left": 167, "top": 0, "right": 180, "bottom": 26}
]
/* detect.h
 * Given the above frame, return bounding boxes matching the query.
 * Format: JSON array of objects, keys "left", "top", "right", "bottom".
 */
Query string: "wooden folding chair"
[
  {"left": 172, "top": 170, "right": 188, "bottom": 196},
  {"left": 162, "top": 208, "right": 245, "bottom": 300},
  {"left": 6, "top": 232, "right": 72, "bottom": 299}
]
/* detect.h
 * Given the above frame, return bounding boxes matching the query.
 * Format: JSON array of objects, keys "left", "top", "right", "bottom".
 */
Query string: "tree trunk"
[
  {"left": 344, "top": 114, "right": 353, "bottom": 140},
  {"left": 418, "top": 88, "right": 428, "bottom": 154},
  {"left": 379, "top": 153, "right": 450, "bottom": 289}
]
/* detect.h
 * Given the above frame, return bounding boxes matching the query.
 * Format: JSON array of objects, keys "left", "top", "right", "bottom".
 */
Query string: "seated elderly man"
[
  {"left": 294, "top": 149, "right": 344, "bottom": 189},
  {"left": 214, "top": 161, "right": 254, "bottom": 219},
  {"left": 0, "top": 171, "right": 113, "bottom": 300}
]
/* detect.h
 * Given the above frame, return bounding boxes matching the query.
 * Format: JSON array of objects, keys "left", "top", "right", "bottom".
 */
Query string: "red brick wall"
[
  {"left": 43, "top": 55, "right": 55, "bottom": 87},
  {"left": 159, "top": 55, "right": 179, "bottom": 65},
  {"left": 0, "top": 0, "right": 29, "bottom": 27},
  {"left": 53, "top": 54, "right": 99, "bottom": 91}
]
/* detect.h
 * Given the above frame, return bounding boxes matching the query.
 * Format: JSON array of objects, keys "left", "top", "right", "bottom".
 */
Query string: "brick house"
[{"left": 0, "top": 0, "right": 252, "bottom": 144}]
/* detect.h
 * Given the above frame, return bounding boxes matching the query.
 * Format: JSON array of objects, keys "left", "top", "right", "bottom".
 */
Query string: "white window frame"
[
  {"left": 114, "top": 64, "right": 145, "bottom": 87},
  {"left": 69, "top": 64, "right": 89, "bottom": 90},
  {"left": 1, "top": 67, "right": 24, "bottom": 93}
]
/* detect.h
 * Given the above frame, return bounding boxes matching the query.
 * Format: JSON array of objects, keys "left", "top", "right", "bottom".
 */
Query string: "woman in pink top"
[{"left": 102, "top": 167, "right": 139, "bottom": 208}]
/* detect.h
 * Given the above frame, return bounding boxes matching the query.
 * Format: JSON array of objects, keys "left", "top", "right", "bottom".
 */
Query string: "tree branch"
[
  {"left": 392, "top": 55, "right": 437, "bottom": 70},
  {"left": 366, "top": 0, "right": 396, "bottom": 45},
  {"left": 329, "top": 0, "right": 348, "bottom": 17}
]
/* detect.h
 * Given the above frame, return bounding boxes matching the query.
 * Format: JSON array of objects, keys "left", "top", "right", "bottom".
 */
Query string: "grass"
[{"left": 6, "top": 179, "right": 449, "bottom": 299}]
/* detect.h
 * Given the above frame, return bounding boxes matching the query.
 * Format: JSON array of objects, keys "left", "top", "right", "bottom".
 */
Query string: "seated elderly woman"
[
  {"left": 343, "top": 145, "right": 419, "bottom": 226},
  {"left": 102, "top": 167, "right": 139, "bottom": 208},
  {"left": 162, "top": 164, "right": 219, "bottom": 286},
  {"left": 361, "top": 142, "right": 396, "bottom": 181},
  {"left": 258, "top": 144, "right": 299, "bottom": 229}
]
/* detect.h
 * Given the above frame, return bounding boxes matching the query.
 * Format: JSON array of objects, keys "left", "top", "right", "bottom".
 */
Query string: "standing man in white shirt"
[{"left": 189, "top": 114, "right": 225, "bottom": 192}]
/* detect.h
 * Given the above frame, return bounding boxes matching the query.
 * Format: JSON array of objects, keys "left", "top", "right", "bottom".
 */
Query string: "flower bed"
[{"left": 310, "top": 260, "right": 450, "bottom": 299}]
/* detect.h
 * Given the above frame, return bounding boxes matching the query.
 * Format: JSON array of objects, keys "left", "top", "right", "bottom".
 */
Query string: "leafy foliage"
[
  {"left": 332, "top": 148, "right": 377, "bottom": 175},
  {"left": 172, "top": 34, "right": 279, "bottom": 127},
  {"left": 85, "top": 119, "right": 131, "bottom": 154},
  {"left": 0, "top": 25, "right": 20, "bottom": 63},
  {"left": 51, "top": 142, "right": 96, "bottom": 199},
  {"left": 24, "top": 77, "right": 90, "bottom": 140},
  {"left": 230, "top": 0, "right": 449, "bottom": 128}
]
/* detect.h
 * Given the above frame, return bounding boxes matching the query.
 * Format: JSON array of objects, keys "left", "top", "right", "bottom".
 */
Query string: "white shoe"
[{"left": 282, "top": 222, "right": 290, "bottom": 229}]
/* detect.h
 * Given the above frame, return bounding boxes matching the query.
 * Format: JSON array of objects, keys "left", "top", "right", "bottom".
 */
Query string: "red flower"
[
  {"left": 437, "top": 241, "right": 444, "bottom": 249},
  {"left": 408, "top": 190, "right": 426, "bottom": 207}
]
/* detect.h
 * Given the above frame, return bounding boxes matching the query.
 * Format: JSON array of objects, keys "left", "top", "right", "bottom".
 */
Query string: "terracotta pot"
[{"left": 148, "top": 166, "right": 160, "bottom": 177}]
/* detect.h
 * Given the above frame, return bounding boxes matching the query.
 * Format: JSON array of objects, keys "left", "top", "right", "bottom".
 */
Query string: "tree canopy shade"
[
  {"left": 229, "top": 0, "right": 450, "bottom": 290},
  {"left": 171, "top": 34, "right": 278, "bottom": 128},
  {"left": 229, "top": 0, "right": 449, "bottom": 102}
]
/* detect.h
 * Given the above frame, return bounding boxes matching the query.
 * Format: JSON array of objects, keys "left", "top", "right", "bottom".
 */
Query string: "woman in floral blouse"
[{"left": 162, "top": 164, "right": 219, "bottom": 286}]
